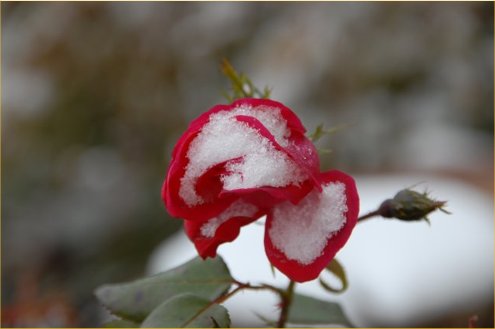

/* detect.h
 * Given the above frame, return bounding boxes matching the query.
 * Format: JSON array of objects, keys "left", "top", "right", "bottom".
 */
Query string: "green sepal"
[
  {"left": 220, "top": 59, "right": 271, "bottom": 101},
  {"left": 319, "top": 258, "right": 348, "bottom": 294}
]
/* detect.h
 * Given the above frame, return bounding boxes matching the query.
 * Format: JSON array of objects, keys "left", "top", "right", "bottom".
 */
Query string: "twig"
[
  {"left": 357, "top": 210, "right": 381, "bottom": 222},
  {"left": 276, "top": 280, "right": 296, "bottom": 328}
]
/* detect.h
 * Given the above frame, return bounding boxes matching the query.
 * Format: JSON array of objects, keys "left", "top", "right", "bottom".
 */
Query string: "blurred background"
[{"left": 1, "top": 2, "right": 493, "bottom": 327}]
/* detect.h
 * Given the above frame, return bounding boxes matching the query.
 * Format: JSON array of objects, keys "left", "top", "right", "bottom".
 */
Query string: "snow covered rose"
[{"left": 162, "top": 98, "right": 359, "bottom": 282}]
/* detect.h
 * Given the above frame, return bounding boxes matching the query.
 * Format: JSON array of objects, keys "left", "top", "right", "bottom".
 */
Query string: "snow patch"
[
  {"left": 200, "top": 200, "right": 259, "bottom": 238},
  {"left": 179, "top": 105, "right": 307, "bottom": 206},
  {"left": 269, "top": 182, "right": 348, "bottom": 265}
]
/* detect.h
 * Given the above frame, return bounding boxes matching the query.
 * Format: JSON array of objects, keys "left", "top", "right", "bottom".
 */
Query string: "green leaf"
[
  {"left": 140, "top": 294, "right": 230, "bottom": 328},
  {"left": 288, "top": 293, "right": 353, "bottom": 327},
  {"left": 104, "top": 319, "right": 139, "bottom": 328},
  {"left": 319, "top": 258, "right": 348, "bottom": 294},
  {"left": 95, "top": 257, "right": 232, "bottom": 322}
]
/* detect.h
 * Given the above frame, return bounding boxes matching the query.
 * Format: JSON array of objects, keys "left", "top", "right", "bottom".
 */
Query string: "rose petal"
[
  {"left": 185, "top": 199, "right": 265, "bottom": 258},
  {"left": 264, "top": 170, "right": 359, "bottom": 282},
  {"left": 220, "top": 178, "right": 315, "bottom": 208},
  {"left": 284, "top": 132, "right": 321, "bottom": 186},
  {"left": 233, "top": 115, "right": 320, "bottom": 187},
  {"left": 163, "top": 98, "right": 318, "bottom": 220},
  {"left": 163, "top": 102, "right": 236, "bottom": 220},
  {"left": 163, "top": 154, "right": 236, "bottom": 221},
  {"left": 231, "top": 98, "right": 307, "bottom": 135}
]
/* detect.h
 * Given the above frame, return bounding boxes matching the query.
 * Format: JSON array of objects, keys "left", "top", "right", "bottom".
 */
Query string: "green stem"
[
  {"left": 214, "top": 285, "right": 246, "bottom": 304},
  {"left": 276, "top": 280, "right": 296, "bottom": 328},
  {"left": 231, "top": 279, "right": 283, "bottom": 295},
  {"left": 225, "top": 280, "right": 298, "bottom": 327},
  {"left": 357, "top": 209, "right": 381, "bottom": 222},
  {"left": 214, "top": 280, "right": 284, "bottom": 306}
]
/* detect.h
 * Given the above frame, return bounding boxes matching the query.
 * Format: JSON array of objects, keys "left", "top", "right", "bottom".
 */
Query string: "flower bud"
[{"left": 377, "top": 189, "right": 449, "bottom": 223}]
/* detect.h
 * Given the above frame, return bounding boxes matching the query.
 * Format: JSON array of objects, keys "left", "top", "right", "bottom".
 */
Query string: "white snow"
[
  {"left": 179, "top": 105, "right": 307, "bottom": 206},
  {"left": 200, "top": 200, "right": 259, "bottom": 238},
  {"left": 229, "top": 104, "right": 291, "bottom": 147},
  {"left": 268, "top": 181, "right": 348, "bottom": 265}
]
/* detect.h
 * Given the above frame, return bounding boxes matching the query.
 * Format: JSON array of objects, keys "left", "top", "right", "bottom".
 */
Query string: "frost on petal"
[
  {"left": 179, "top": 108, "right": 308, "bottom": 207},
  {"left": 200, "top": 200, "right": 259, "bottom": 238},
  {"left": 264, "top": 170, "right": 359, "bottom": 282},
  {"left": 163, "top": 154, "right": 236, "bottom": 221},
  {"left": 163, "top": 98, "right": 319, "bottom": 222},
  {"left": 228, "top": 103, "right": 291, "bottom": 147},
  {"left": 269, "top": 182, "right": 348, "bottom": 265},
  {"left": 185, "top": 200, "right": 263, "bottom": 258}
]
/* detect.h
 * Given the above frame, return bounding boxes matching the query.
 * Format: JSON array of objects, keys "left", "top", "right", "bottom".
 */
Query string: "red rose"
[{"left": 162, "top": 98, "right": 359, "bottom": 282}]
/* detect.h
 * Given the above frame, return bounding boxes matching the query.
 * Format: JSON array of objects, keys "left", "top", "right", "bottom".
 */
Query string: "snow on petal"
[
  {"left": 264, "top": 170, "right": 359, "bottom": 282},
  {"left": 184, "top": 199, "right": 264, "bottom": 258},
  {"left": 200, "top": 200, "right": 259, "bottom": 238},
  {"left": 179, "top": 106, "right": 307, "bottom": 207},
  {"left": 268, "top": 182, "right": 348, "bottom": 265}
]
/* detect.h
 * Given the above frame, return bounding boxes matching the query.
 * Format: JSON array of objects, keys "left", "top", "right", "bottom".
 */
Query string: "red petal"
[
  {"left": 220, "top": 180, "right": 315, "bottom": 208},
  {"left": 162, "top": 101, "right": 245, "bottom": 221},
  {"left": 163, "top": 102, "right": 239, "bottom": 220},
  {"left": 184, "top": 201, "right": 265, "bottom": 258},
  {"left": 233, "top": 115, "right": 320, "bottom": 188},
  {"left": 230, "top": 98, "right": 307, "bottom": 134},
  {"left": 163, "top": 98, "right": 319, "bottom": 221},
  {"left": 264, "top": 170, "right": 359, "bottom": 282},
  {"left": 284, "top": 132, "right": 321, "bottom": 186},
  {"left": 230, "top": 98, "right": 321, "bottom": 181},
  {"left": 162, "top": 136, "right": 236, "bottom": 221}
]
